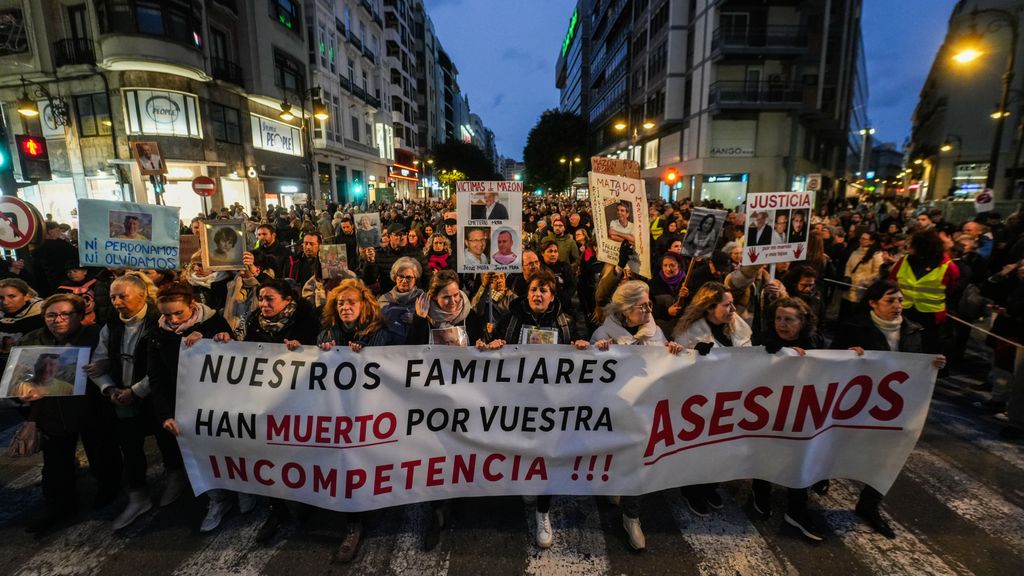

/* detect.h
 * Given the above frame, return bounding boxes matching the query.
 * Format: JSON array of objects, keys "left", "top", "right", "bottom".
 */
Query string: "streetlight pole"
[
  {"left": 954, "top": 8, "right": 1019, "bottom": 194},
  {"left": 858, "top": 127, "right": 875, "bottom": 178},
  {"left": 559, "top": 155, "right": 581, "bottom": 196}
]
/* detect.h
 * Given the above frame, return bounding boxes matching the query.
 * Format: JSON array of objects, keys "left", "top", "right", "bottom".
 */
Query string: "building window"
[
  {"left": 95, "top": 0, "right": 203, "bottom": 48},
  {"left": 274, "top": 49, "right": 305, "bottom": 92},
  {"left": 75, "top": 93, "right": 112, "bottom": 137},
  {"left": 124, "top": 88, "right": 203, "bottom": 138},
  {"left": 209, "top": 102, "right": 241, "bottom": 144},
  {"left": 351, "top": 115, "right": 360, "bottom": 141},
  {"left": 272, "top": 0, "right": 301, "bottom": 32}
]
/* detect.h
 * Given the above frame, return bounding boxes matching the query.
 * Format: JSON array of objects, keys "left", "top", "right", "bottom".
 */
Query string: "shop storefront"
[
  {"left": 700, "top": 173, "right": 749, "bottom": 209},
  {"left": 18, "top": 175, "right": 126, "bottom": 225}
]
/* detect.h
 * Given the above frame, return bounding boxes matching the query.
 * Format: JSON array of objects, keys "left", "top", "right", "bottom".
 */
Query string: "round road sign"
[
  {"left": 0, "top": 196, "right": 40, "bottom": 250},
  {"left": 192, "top": 176, "right": 217, "bottom": 197}
]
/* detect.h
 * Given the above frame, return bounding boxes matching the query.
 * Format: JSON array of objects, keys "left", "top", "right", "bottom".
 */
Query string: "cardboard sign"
[
  {"left": 78, "top": 199, "right": 180, "bottom": 270},
  {"left": 742, "top": 192, "right": 814, "bottom": 266}
]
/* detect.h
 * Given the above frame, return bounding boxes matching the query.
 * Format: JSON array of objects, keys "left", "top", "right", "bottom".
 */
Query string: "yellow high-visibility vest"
[{"left": 896, "top": 257, "right": 949, "bottom": 313}]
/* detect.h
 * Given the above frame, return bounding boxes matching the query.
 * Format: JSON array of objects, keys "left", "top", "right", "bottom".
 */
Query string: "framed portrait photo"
[
  {"left": 2, "top": 346, "right": 91, "bottom": 399},
  {"left": 200, "top": 218, "right": 245, "bottom": 271},
  {"left": 133, "top": 141, "right": 167, "bottom": 176}
]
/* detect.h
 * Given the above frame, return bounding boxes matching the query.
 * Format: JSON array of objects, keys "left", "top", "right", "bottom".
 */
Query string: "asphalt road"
[{"left": 0, "top": 372, "right": 1021, "bottom": 576}]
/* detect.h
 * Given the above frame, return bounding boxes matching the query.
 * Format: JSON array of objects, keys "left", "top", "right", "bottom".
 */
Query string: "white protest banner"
[
  {"left": 682, "top": 207, "right": 728, "bottom": 260},
  {"left": 455, "top": 181, "right": 524, "bottom": 273},
  {"left": 78, "top": 199, "right": 180, "bottom": 270},
  {"left": 176, "top": 342, "right": 936, "bottom": 513},
  {"left": 588, "top": 172, "right": 651, "bottom": 278},
  {"left": 742, "top": 191, "right": 814, "bottom": 266}
]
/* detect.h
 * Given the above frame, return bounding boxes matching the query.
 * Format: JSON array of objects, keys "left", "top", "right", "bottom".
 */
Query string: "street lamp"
[
  {"left": 278, "top": 86, "right": 330, "bottom": 206},
  {"left": 14, "top": 76, "right": 69, "bottom": 126},
  {"left": 953, "top": 6, "right": 1019, "bottom": 194},
  {"left": 559, "top": 155, "right": 582, "bottom": 196}
]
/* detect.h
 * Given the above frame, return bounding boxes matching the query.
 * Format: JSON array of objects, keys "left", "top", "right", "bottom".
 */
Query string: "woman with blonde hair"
[
  {"left": 672, "top": 281, "right": 752, "bottom": 515},
  {"left": 591, "top": 280, "right": 682, "bottom": 550},
  {"left": 316, "top": 278, "right": 390, "bottom": 562}
]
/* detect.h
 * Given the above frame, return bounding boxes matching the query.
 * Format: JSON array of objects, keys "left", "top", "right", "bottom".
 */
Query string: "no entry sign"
[{"left": 192, "top": 176, "right": 217, "bottom": 197}]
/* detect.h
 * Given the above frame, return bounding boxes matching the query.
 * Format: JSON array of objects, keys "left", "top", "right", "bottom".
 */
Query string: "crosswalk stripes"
[
  {"left": 668, "top": 488, "right": 793, "bottom": 576},
  {"left": 172, "top": 507, "right": 291, "bottom": 576},
  {"left": 815, "top": 478, "right": 968, "bottom": 576},
  {"left": 927, "top": 404, "right": 1024, "bottom": 472},
  {"left": 903, "top": 448, "right": 1024, "bottom": 552}
]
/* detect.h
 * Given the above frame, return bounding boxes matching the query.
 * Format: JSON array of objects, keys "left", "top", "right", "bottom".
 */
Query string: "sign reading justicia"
[
  {"left": 251, "top": 115, "right": 303, "bottom": 156},
  {"left": 124, "top": 89, "right": 202, "bottom": 138}
]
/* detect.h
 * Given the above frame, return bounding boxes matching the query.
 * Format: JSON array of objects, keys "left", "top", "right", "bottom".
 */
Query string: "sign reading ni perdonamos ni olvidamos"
[
  {"left": 175, "top": 342, "right": 937, "bottom": 512},
  {"left": 742, "top": 191, "right": 814, "bottom": 266},
  {"left": 77, "top": 199, "right": 181, "bottom": 270}
]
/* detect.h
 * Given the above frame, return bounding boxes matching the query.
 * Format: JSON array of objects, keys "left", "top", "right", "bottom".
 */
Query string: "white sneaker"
[
  {"left": 200, "top": 497, "right": 233, "bottom": 533},
  {"left": 159, "top": 470, "right": 186, "bottom": 507},
  {"left": 113, "top": 490, "right": 153, "bottom": 531},
  {"left": 237, "top": 493, "right": 257, "bottom": 514},
  {"left": 623, "top": 515, "right": 646, "bottom": 550},
  {"left": 535, "top": 511, "right": 554, "bottom": 549}
]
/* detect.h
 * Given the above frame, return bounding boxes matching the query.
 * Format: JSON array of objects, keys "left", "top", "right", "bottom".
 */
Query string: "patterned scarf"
[{"left": 258, "top": 301, "right": 298, "bottom": 334}]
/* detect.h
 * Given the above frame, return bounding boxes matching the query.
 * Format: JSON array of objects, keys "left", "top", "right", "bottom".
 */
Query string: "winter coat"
[
  {"left": 830, "top": 313, "right": 925, "bottom": 354},
  {"left": 493, "top": 296, "right": 578, "bottom": 345},
  {"left": 147, "top": 304, "right": 232, "bottom": 424}
]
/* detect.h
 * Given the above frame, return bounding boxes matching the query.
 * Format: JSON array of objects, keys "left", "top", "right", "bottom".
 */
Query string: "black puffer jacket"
[
  {"left": 493, "top": 296, "right": 578, "bottom": 345},
  {"left": 241, "top": 299, "right": 320, "bottom": 345},
  {"left": 147, "top": 304, "right": 232, "bottom": 424}
]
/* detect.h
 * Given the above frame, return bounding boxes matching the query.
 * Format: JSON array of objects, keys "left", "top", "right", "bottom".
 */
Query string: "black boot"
[
  {"left": 256, "top": 503, "right": 290, "bottom": 544},
  {"left": 855, "top": 502, "right": 895, "bottom": 539}
]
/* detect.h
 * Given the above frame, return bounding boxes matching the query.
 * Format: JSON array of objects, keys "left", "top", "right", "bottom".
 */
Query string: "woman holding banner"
[
  {"left": 649, "top": 252, "right": 689, "bottom": 336},
  {"left": 318, "top": 279, "right": 391, "bottom": 562},
  {"left": 830, "top": 279, "right": 946, "bottom": 539},
  {"left": 479, "top": 269, "right": 590, "bottom": 549},
  {"left": 592, "top": 280, "right": 683, "bottom": 550},
  {"left": 213, "top": 278, "right": 319, "bottom": 543},
  {"left": 749, "top": 297, "right": 825, "bottom": 541},
  {"left": 672, "top": 282, "right": 752, "bottom": 516},
  {"left": 409, "top": 270, "right": 486, "bottom": 550},
  {"left": 150, "top": 283, "right": 237, "bottom": 533}
]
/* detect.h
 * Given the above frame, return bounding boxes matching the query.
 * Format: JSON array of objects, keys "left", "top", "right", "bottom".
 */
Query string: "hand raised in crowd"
[
  {"left": 283, "top": 339, "right": 302, "bottom": 351},
  {"left": 82, "top": 359, "right": 110, "bottom": 378},
  {"left": 163, "top": 418, "right": 181, "bottom": 437},
  {"left": 9, "top": 259, "right": 24, "bottom": 274},
  {"left": 415, "top": 292, "right": 431, "bottom": 318},
  {"left": 364, "top": 247, "right": 376, "bottom": 263},
  {"left": 240, "top": 251, "right": 256, "bottom": 278},
  {"left": 182, "top": 332, "right": 203, "bottom": 348}
]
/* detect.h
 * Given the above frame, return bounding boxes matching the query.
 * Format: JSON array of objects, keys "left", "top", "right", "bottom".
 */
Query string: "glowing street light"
[{"left": 953, "top": 47, "right": 983, "bottom": 63}]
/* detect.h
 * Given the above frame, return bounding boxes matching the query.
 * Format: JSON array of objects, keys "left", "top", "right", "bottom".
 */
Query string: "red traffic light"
[
  {"left": 20, "top": 136, "right": 45, "bottom": 157},
  {"left": 663, "top": 167, "right": 680, "bottom": 185}
]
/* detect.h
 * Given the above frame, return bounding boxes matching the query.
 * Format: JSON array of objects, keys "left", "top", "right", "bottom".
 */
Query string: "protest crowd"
[{"left": 1, "top": 186, "right": 1022, "bottom": 563}]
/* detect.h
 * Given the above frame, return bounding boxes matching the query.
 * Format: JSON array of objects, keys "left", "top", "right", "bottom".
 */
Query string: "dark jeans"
[
  {"left": 41, "top": 433, "right": 80, "bottom": 510},
  {"left": 115, "top": 400, "right": 184, "bottom": 490},
  {"left": 620, "top": 495, "right": 641, "bottom": 519},
  {"left": 751, "top": 479, "right": 808, "bottom": 512}
]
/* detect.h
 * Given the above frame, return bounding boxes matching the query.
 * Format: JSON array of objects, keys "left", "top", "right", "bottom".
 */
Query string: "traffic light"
[
  {"left": 15, "top": 135, "right": 51, "bottom": 181},
  {"left": 663, "top": 167, "right": 680, "bottom": 186}
]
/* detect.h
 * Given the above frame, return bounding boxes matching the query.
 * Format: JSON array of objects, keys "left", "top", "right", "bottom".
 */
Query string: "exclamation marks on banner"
[{"left": 571, "top": 455, "right": 613, "bottom": 481}]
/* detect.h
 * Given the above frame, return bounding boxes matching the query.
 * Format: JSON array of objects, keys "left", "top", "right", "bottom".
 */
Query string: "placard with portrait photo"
[
  {"left": 133, "top": 141, "right": 167, "bottom": 176},
  {"left": 2, "top": 346, "right": 90, "bottom": 399},
  {"left": 78, "top": 199, "right": 181, "bottom": 270},
  {"left": 200, "top": 219, "right": 245, "bottom": 271},
  {"left": 455, "top": 180, "right": 523, "bottom": 273}
]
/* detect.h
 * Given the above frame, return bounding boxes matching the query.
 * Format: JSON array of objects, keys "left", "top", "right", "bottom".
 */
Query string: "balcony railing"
[
  {"left": 349, "top": 30, "right": 363, "bottom": 51},
  {"left": 710, "top": 25, "right": 808, "bottom": 56},
  {"left": 53, "top": 38, "right": 94, "bottom": 67},
  {"left": 210, "top": 56, "right": 244, "bottom": 86},
  {"left": 709, "top": 80, "right": 804, "bottom": 109},
  {"left": 363, "top": 46, "right": 376, "bottom": 63},
  {"left": 336, "top": 17, "right": 347, "bottom": 36}
]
